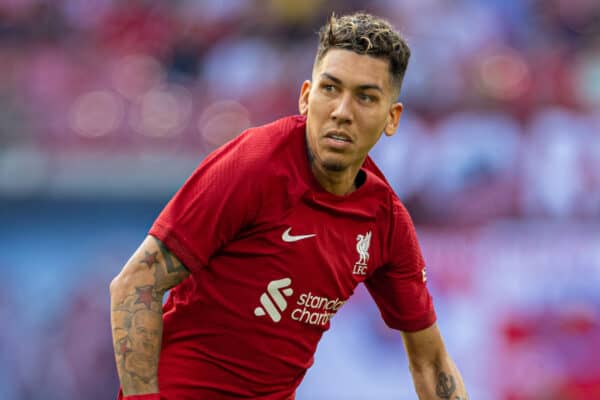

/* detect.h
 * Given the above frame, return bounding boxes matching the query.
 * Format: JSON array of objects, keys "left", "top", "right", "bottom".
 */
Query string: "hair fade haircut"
[{"left": 314, "top": 12, "right": 411, "bottom": 97}]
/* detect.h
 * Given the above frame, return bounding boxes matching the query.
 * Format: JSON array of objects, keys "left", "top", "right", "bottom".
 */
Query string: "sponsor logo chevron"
[
  {"left": 254, "top": 278, "right": 294, "bottom": 322},
  {"left": 254, "top": 278, "right": 346, "bottom": 326}
]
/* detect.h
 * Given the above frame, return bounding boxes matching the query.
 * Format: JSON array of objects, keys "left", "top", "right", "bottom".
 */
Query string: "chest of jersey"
[{"left": 207, "top": 196, "right": 384, "bottom": 331}]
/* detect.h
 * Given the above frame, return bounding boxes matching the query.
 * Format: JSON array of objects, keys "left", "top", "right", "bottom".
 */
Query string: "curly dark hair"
[{"left": 314, "top": 12, "right": 411, "bottom": 97}]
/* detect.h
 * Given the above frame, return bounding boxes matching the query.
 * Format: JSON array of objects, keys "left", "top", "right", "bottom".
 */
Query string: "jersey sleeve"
[
  {"left": 149, "top": 131, "right": 263, "bottom": 274},
  {"left": 364, "top": 200, "right": 436, "bottom": 332}
]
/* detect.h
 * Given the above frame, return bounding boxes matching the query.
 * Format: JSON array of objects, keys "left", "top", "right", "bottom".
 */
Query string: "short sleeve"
[
  {"left": 149, "top": 131, "right": 262, "bottom": 274},
  {"left": 365, "top": 200, "right": 436, "bottom": 332}
]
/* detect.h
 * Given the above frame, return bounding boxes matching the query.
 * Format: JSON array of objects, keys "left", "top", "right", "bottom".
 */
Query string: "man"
[{"left": 110, "top": 12, "right": 468, "bottom": 400}]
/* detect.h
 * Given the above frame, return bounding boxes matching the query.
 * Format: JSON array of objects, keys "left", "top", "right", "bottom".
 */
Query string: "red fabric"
[
  {"left": 117, "top": 387, "right": 160, "bottom": 400},
  {"left": 144, "top": 115, "right": 435, "bottom": 399},
  {"left": 123, "top": 395, "right": 160, "bottom": 400}
]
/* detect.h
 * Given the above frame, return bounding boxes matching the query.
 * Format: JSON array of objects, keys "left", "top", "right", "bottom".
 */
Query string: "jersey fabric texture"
[{"left": 133, "top": 115, "right": 435, "bottom": 399}]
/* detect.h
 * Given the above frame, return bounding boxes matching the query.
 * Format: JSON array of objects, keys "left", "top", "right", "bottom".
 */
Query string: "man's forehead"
[{"left": 314, "top": 49, "right": 392, "bottom": 90}]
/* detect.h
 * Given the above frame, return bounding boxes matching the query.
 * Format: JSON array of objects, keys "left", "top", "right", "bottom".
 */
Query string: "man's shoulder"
[
  {"left": 229, "top": 115, "right": 305, "bottom": 162},
  {"left": 198, "top": 114, "right": 306, "bottom": 196},
  {"left": 208, "top": 114, "right": 304, "bottom": 165},
  {"left": 241, "top": 115, "right": 305, "bottom": 144},
  {"left": 250, "top": 114, "right": 306, "bottom": 135}
]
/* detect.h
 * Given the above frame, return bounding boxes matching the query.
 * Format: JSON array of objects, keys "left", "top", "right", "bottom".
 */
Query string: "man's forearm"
[
  {"left": 110, "top": 277, "right": 164, "bottom": 395},
  {"left": 409, "top": 357, "right": 468, "bottom": 400},
  {"left": 109, "top": 236, "right": 189, "bottom": 396}
]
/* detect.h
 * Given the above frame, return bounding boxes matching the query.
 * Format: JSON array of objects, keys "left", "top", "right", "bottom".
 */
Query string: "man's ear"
[
  {"left": 298, "top": 80, "right": 311, "bottom": 116},
  {"left": 384, "top": 102, "right": 403, "bottom": 136}
]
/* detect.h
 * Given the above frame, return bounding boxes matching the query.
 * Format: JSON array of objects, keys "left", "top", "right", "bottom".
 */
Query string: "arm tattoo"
[
  {"left": 140, "top": 251, "right": 158, "bottom": 268},
  {"left": 134, "top": 286, "right": 159, "bottom": 309},
  {"left": 112, "top": 289, "right": 162, "bottom": 392},
  {"left": 152, "top": 237, "right": 188, "bottom": 291},
  {"left": 156, "top": 238, "right": 184, "bottom": 274},
  {"left": 111, "top": 237, "right": 189, "bottom": 394},
  {"left": 436, "top": 372, "right": 456, "bottom": 399}
]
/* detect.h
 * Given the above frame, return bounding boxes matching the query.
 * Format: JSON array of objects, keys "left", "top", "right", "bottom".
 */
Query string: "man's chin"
[{"left": 321, "top": 160, "right": 348, "bottom": 172}]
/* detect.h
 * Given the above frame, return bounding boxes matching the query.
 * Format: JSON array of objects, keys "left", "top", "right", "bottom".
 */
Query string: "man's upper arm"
[
  {"left": 115, "top": 235, "right": 190, "bottom": 293},
  {"left": 364, "top": 199, "right": 436, "bottom": 331},
  {"left": 147, "top": 131, "right": 264, "bottom": 274}
]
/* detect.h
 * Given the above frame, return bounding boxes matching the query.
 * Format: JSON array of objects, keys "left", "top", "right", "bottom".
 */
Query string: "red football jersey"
[{"left": 143, "top": 115, "right": 435, "bottom": 399}]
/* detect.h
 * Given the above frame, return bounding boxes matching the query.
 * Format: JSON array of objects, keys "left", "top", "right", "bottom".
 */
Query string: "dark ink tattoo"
[
  {"left": 134, "top": 286, "right": 156, "bottom": 309},
  {"left": 140, "top": 251, "right": 159, "bottom": 268},
  {"left": 151, "top": 238, "right": 189, "bottom": 292},
  {"left": 436, "top": 372, "right": 456, "bottom": 399},
  {"left": 155, "top": 238, "right": 184, "bottom": 274},
  {"left": 112, "top": 237, "right": 190, "bottom": 395}
]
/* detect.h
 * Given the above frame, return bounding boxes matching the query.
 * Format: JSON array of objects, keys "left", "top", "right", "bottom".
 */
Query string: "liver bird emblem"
[{"left": 355, "top": 231, "right": 372, "bottom": 266}]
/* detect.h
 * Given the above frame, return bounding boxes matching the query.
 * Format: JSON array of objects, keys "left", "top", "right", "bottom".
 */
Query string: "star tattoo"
[
  {"left": 140, "top": 251, "right": 159, "bottom": 268},
  {"left": 134, "top": 286, "right": 154, "bottom": 309}
]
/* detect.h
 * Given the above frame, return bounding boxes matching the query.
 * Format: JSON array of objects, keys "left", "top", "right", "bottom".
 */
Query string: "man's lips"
[{"left": 324, "top": 130, "right": 353, "bottom": 143}]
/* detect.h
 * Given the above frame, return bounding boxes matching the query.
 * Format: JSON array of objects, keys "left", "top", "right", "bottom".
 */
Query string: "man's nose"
[{"left": 331, "top": 93, "right": 353, "bottom": 123}]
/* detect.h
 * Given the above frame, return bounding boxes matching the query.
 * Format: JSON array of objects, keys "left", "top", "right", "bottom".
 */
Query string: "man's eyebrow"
[
  {"left": 320, "top": 73, "right": 384, "bottom": 94},
  {"left": 321, "top": 73, "right": 342, "bottom": 84}
]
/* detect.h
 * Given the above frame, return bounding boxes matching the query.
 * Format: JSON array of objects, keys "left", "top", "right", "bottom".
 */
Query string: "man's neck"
[
  {"left": 304, "top": 133, "right": 363, "bottom": 196},
  {"left": 310, "top": 162, "right": 360, "bottom": 196}
]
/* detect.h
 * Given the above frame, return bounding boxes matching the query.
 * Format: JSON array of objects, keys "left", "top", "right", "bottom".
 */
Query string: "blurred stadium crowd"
[
  {"left": 0, "top": 0, "right": 599, "bottom": 221},
  {"left": 1, "top": 0, "right": 599, "bottom": 399}
]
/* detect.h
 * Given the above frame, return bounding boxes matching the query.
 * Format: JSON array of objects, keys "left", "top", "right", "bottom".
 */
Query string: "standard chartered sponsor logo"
[
  {"left": 254, "top": 278, "right": 294, "bottom": 322},
  {"left": 254, "top": 278, "right": 345, "bottom": 326},
  {"left": 291, "top": 292, "right": 345, "bottom": 326}
]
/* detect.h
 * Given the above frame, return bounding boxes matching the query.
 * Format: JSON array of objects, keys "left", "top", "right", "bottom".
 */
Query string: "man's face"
[
  {"left": 299, "top": 49, "right": 403, "bottom": 174},
  {"left": 130, "top": 310, "right": 160, "bottom": 355}
]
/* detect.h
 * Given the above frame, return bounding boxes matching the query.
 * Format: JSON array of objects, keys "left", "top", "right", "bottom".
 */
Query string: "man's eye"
[
  {"left": 322, "top": 84, "right": 336, "bottom": 92},
  {"left": 358, "top": 94, "right": 374, "bottom": 102}
]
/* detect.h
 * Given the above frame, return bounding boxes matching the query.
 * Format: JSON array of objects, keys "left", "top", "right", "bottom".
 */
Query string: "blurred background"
[{"left": 1, "top": 0, "right": 599, "bottom": 399}]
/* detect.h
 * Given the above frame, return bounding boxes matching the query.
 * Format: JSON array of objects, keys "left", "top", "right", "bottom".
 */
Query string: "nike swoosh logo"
[{"left": 281, "top": 227, "right": 316, "bottom": 242}]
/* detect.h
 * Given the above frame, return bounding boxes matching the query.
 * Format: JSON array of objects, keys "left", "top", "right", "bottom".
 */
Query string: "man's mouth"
[{"left": 325, "top": 131, "right": 352, "bottom": 143}]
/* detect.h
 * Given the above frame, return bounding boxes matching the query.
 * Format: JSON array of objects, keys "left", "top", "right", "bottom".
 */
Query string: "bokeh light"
[
  {"left": 69, "top": 90, "right": 124, "bottom": 138},
  {"left": 476, "top": 49, "right": 532, "bottom": 101},
  {"left": 111, "top": 53, "right": 164, "bottom": 100},
  {"left": 197, "top": 100, "right": 251, "bottom": 147},
  {"left": 130, "top": 84, "right": 192, "bottom": 138}
]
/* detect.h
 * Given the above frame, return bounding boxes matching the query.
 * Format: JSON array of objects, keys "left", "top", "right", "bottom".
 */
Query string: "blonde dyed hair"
[{"left": 314, "top": 12, "right": 411, "bottom": 96}]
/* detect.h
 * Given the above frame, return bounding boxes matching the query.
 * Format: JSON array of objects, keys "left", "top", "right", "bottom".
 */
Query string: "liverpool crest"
[{"left": 353, "top": 231, "right": 372, "bottom": 275}]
